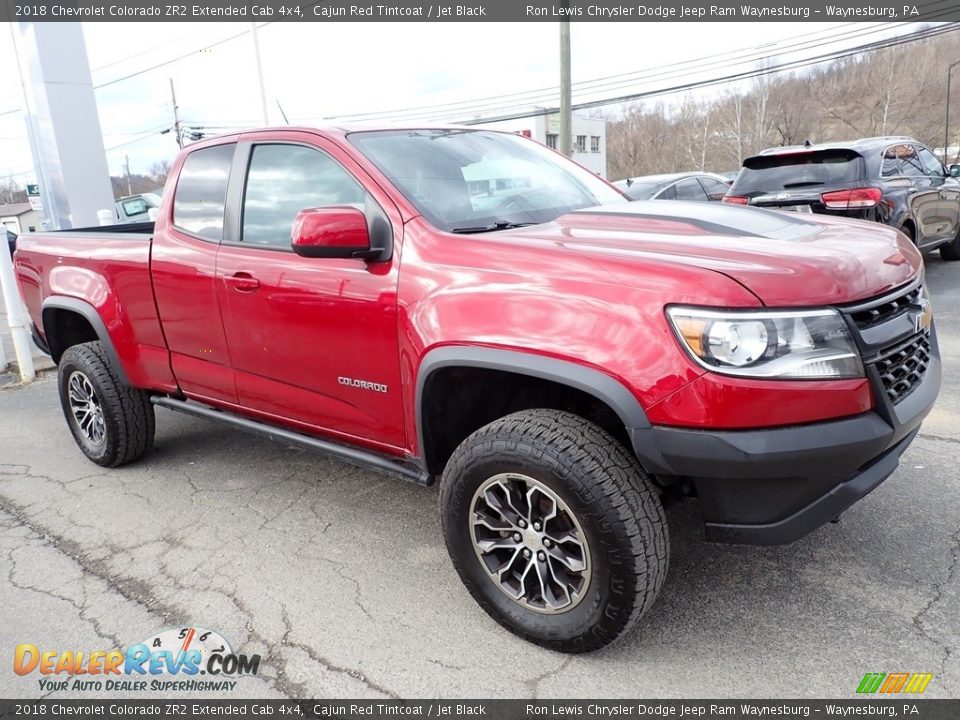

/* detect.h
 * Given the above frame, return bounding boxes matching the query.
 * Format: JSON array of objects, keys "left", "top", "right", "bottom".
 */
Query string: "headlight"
[{"left": 666, "top": 306, "right": 864, "bottom": 379}]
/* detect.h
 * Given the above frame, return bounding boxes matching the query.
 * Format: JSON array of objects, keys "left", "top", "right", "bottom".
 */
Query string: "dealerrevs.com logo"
[{"left": 14, "top": 626, "right": 261, "bottom": 693}]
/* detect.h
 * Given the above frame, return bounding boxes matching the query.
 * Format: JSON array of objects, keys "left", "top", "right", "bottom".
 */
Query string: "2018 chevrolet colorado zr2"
[{"left": 14, "top": 126, "right": 941, "bottom": 652}]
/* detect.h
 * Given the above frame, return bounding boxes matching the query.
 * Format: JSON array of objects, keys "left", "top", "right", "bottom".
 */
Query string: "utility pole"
[
  {"left": 169, "top": 78, "right": 182, "bottom": 148},
  {"left": 124, "top": 154, "right": 132, "bottom": 196},
  {"left": 945, "top": 60, "right": 960, "bottom": 165},
  {"left": 559, "top": 13, "right": 572, "bottom": 157},
  {"left": 0, "top": 237, "right": 34, "bottom": 382}
]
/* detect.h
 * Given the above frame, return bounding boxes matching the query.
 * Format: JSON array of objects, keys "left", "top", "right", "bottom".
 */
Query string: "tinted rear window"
[
  {"left": 620, "top": 182, "right": 662, "bottom": 200},
  {"left": 733, "top": 149, "right": 863, "bottom": 194},
  {"left": 173, "top": 144, "right": 235, "bottom": 240}
]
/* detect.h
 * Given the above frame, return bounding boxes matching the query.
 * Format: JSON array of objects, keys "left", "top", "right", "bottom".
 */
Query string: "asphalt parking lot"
[{"left": 1, "top": 260, "right": 958, "bottom": 701}]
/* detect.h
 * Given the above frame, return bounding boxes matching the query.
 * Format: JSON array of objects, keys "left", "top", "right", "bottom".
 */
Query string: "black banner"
[
  {"left": 2, "top": 0, "right": 960, "bottom": 22},
  {"left": 1, "top": 700, "right": 960, "bottom": 720}
]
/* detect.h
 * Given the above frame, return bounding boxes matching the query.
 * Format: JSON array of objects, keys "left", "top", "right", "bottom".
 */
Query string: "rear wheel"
[
  {"left": 900, "top": 222, "right": 916, "bottom": 244},
  {"left": 57, "top": 341, "right": 155, "bottom": 467},
  {"left": 439, "top": 409, "right": 668, "bottom": 653}
]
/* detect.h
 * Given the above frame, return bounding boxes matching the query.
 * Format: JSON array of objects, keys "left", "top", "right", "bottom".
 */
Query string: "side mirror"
[
  {"left": 291, "top": 206, "right": 379, "bottom": 260},
  {"left": 949, "top": 164, "right": 960, "bottom": 178}
]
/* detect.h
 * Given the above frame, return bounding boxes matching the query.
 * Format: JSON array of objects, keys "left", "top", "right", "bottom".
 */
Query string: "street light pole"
[
  {"left": 945, "top": 59, "right": 960, "bottom": 165},
  {"left": 559, "top": 13, "right": 572, "bottom": 157}
]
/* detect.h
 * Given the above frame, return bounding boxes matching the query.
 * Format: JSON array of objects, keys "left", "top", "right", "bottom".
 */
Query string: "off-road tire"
[
  {"left": 57, "top": 341, "right": 155, "bottom": 467},
  {"left": 439, "top": 409, "right": 668, "bottom": 653}
]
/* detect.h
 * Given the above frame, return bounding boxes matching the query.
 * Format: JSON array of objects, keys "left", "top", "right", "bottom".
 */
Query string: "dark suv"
[{"left": 724, "top": 137, "right": 960, "bottom": 260}]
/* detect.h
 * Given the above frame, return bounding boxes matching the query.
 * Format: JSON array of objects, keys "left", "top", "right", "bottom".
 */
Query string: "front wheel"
[
  {"left": 439, "top": 409, "right": 668, "bottom": 653},
  {"left": 940, "top": 231, "right": 960, "bottom": 261},
  {"left": 57, "top": 341, "right": 155, "bottom": 467}
]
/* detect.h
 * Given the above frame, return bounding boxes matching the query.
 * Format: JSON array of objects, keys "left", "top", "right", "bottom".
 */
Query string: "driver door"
[{"left": 214, "top": 132, "right": 406, "bottom": 452}]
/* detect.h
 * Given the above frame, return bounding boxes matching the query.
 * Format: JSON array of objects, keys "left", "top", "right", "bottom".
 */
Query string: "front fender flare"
[{"left": 415, "top": 346, "right": 662, "bottom": 473}]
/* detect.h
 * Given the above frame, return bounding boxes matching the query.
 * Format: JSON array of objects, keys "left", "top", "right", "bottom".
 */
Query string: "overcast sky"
[{"left": 0, "top": 21, "right": 927, "bottom": 183}]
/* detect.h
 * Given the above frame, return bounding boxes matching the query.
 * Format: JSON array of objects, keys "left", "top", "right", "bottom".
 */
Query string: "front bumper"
[{"left": 631, "top": 330, "right": 941, "bottom": 545}]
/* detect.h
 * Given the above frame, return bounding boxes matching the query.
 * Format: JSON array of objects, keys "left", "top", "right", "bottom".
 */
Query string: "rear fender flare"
[{"left": 41, "top": 296, "right": 130, "bottom": 386}]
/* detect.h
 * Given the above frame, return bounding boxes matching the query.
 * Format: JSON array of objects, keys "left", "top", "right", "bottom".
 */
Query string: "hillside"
[{"left": 605, "top": 27, "right": 960, "bottom": 180}]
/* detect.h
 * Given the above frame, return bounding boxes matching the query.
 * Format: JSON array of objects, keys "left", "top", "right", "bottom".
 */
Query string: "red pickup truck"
[{"left": 14, "top": 126, "right": 940, "bottom": 652}]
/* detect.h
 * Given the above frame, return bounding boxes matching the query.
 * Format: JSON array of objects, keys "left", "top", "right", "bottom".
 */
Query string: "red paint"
[
  {"left": 14, "top": 126, "right": 926, "bottom": 463},
  {"left": 645, "top": 375, "right": 873, "bottom": 429},
  {"left": 291, "top": 206, "right": 369, "bottom": 255}
]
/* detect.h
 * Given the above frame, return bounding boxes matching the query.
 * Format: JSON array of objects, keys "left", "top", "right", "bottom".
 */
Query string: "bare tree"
[
  {"left": 148, "top": 160, "right": 172, "bottom": 188},
  {"left": 0, "top": 177, "right": 27, "bottom": 205}
]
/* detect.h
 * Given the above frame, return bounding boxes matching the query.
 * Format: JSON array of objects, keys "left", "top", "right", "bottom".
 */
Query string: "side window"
[
  {"left": 122, "top": 199, "right": 148, "bottom": 217},
  {"left": 674, "top": 178, "right": 708, "bottom": 201},
  {"left": 657, "top": 183, "right": 677, "bottom": 200},
  {"left": 882, "top": 144, "right": 924, "bottom": 178},
  {"left": 242, "top": 144, "right": 365, "bottom": 248},
  {"left": 917, "top": 147, "right": 945, "bottom": 177},
  {"left": 698, "top": 177, "right": 730, "bottom": 201},
  {"left": 173, "top": 144, "right": 235, "bottom": 240}
]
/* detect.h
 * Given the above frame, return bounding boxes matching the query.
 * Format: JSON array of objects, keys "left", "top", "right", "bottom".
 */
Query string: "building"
[
  {"left": 473, "top": 112, "right": 608, "bottom": 178},
  {"left": 0, "top": 203, "right": 43, "bottom": 235}
]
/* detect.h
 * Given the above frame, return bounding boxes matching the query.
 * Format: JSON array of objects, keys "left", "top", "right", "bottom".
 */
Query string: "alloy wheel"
[
  {"left": 470, "top": 473, "right": 591, "bottom": 614},
  {"left": 67, "top": 371, "right": 106, "bottom": 447}
]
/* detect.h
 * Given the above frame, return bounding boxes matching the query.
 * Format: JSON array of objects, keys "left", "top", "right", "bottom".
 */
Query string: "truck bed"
[{"left": 13, "top": 225, "right": 172, "bottom": 391}]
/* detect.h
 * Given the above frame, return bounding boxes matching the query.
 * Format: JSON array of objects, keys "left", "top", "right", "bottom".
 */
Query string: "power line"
[
  {"left": 314, "top": 7, "right": 955, "bottom": 123},
  {"left": 93, "top": 22, "right": 273, "bottom": 90},
  {"left": 337, "top": 18, "right": 958, "bottom": 125},
  {"left": 90, "top": 23, "right": 226, "bottom": 72},
  {"left": 352, "top": 20, "right": 958, "bottom": 123},
  {"left": 316, "top": 21, "right": 881, "bottom": 122},
  {"left": 462, "top": 22, "right": 960, "bottom": 126}
]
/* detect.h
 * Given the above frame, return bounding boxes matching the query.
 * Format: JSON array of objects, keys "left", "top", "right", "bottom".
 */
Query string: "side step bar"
[{"left": 151, "top": 396, "right": 432, "bottom": 486}]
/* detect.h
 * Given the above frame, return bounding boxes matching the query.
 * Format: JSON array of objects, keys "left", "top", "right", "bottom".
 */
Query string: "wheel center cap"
[{"left": 523, "top": 528, "right": 543, "bottom": 550}]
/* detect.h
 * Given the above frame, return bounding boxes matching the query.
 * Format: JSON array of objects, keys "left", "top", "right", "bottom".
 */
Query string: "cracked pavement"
[{"left": 1, "top": 261, "right": 958, "bottom": 699}]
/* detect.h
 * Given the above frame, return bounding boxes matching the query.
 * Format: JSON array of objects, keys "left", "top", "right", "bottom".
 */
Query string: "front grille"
[
  {"left": 850, "top": 283, "right": 922, "bottom": 329},
  {"left": 869, "top": 331, "right": 931, "bottom": 404}
]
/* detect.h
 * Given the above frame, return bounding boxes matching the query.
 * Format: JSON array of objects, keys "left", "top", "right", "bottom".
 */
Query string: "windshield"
[
  {"left": 732, "top": 149, "right": 864, "bottom": 194},
  {"left": 348, "top": 129, "right": 626, "bottom": 232}
]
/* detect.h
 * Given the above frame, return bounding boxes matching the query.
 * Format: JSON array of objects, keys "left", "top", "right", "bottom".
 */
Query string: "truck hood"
[{"left": 504, "top": 201, "right": 921, "bottom": 306}]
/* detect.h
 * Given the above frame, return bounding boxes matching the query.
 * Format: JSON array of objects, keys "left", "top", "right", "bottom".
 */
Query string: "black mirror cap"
[
  {"left": 292, "top": 244, "right": 384, "bottom": 260},
  {"left": 950, "top": 164, "right": 960, "bottom": 177}
]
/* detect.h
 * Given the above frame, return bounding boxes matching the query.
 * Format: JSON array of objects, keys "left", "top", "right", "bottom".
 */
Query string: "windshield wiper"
[{"left": 450, "top": 221, "right": 538, "bottom": 234}]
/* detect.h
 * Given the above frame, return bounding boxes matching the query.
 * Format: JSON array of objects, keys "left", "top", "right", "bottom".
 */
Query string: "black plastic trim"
[
  {"left": 30, "top": 322, "right": 49, "bottom": 356},
  {"left": 639, "top": 349, "right": 938, "bottom": 545},
  {"left": 40, "top": 296, "right": 129, "bottom": 385},
  {"left": 152, "top": 396, "right": 431, "bottom": 486},
  {"left": 705, "top": 429, "right": 918, "bottom": 545},
  {"left": 415, "top": 346, "right": 651, "bottom": 472}
]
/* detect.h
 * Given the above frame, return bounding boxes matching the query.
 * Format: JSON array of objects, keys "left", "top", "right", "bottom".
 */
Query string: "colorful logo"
[
  {"left": 856, "top": 673, "right": 933, "bottom": 694},
  {"left": 13, "top": 626, "right": 260, "bottom": 693}
]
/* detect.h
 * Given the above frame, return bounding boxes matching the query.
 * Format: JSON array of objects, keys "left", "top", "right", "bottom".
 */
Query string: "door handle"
[{"left": 225, "top": 272, "right": 260, "bottom": 292}]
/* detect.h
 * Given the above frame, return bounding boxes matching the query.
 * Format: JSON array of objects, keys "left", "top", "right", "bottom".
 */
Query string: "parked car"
[
  {"left": 725, "top": 137, "right": 960, "bottom": 260},
  {"left": 14, "top": 126, "right": 940, "bottom": 653},
  {"left": 115, "top": 193, "right": 161, "bottom": 223},
  {"left": 613, "top": 172, "right": 731, "bottom": 201},
  {"left": 5, "top": 229, "right": 15, "bottom": 257}
]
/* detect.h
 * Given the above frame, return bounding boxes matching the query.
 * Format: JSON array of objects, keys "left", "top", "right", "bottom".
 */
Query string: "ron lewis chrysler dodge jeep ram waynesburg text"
[{"left": 14, "top": 126, "right": 941, "bottom": 652}]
